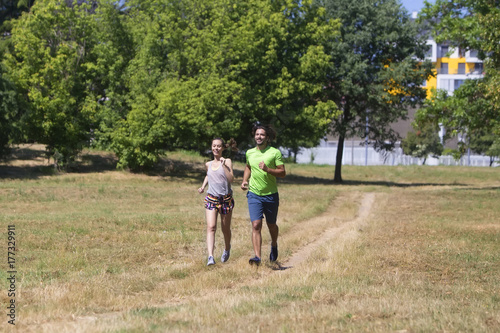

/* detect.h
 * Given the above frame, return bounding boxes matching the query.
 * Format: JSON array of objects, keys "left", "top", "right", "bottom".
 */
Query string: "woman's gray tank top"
[{"left": 207, "top": 161, "right": 231, "bottom": 196}]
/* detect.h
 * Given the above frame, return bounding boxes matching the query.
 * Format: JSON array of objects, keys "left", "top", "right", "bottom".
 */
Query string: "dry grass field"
[{"left": 0, "top": 144, "right": 499, "bottom": 332}]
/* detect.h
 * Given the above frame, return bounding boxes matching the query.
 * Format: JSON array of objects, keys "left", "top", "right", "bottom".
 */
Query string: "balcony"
[{"left": 435, "top": 68, "right": 484, "bottom": 75}]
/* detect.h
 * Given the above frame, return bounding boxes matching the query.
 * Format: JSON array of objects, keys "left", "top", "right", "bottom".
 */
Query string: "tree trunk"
[
  {"left": 293, "top": 148, "right": 299, "bottom": 164},
  {"left": 333, "top": 135, "right": 344, "bottom": 183}
]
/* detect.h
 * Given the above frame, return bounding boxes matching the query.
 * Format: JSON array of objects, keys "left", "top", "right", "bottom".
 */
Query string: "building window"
[
  {"left": 440, "top": 63, "right": 448, "bottom": 74},
  {"left": 470, "top": 49, "right": 479, "bottom": 58},
  {"left": 425, "top": 46, "right": 433, "bottom": 58},
  {"left": 454, "top": 80, "right": 464, "bottom": 90},
  {"left": 439, "top": 79, "right": 452, "bottom": 92},
  {"left": 474, "top": 63, "right": 483, "bottom": 74},
  {"left": 459, "top": 47, "right": 465, "bottom": 58},
  {"left": 440, "top": 46, "right": 449, "bottom": 58},
  {"left": 458, "top": 63, "right": 466, "bottom": 75}
]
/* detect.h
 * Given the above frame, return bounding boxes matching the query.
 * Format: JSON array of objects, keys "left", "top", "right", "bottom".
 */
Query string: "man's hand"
[
  {"left": 258, "top": 161, "right": 268, "bottom": 172},
  {"left": 241, "top": 181, "right": 249, "bottom": 191}
]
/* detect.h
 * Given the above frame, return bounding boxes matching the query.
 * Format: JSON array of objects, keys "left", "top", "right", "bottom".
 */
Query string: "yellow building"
[{"left": 424, "top": 40, "right": 484, "bottom": 97}]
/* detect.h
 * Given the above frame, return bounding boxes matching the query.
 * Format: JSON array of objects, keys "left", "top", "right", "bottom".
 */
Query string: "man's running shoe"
[
  {"left": 249, "top": 256, "right": 261, "bottom": 266},
  {"left": 270, "top": 245, "right": 278, "bottom": 262},
  {"left": 221, "top": 249, "right": 230, "bottom": 263}
]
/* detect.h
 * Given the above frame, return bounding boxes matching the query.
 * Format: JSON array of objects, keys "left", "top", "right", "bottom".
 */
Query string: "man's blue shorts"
[{"left": 247, "top": 191, "right": 279, "bottom": 224}]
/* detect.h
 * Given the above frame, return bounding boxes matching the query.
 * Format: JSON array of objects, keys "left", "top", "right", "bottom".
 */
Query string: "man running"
[{"left": 241, "top": 123, "right": 286, "bottom": 265}]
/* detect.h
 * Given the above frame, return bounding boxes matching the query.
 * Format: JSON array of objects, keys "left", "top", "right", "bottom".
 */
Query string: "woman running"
[{"left": 198, "top": 138, "right": 236, "bottom": 265}]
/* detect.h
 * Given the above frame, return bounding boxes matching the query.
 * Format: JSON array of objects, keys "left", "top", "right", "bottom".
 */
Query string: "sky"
[{"left": 400, "top": 0, "right": 436, "bottom": 14}]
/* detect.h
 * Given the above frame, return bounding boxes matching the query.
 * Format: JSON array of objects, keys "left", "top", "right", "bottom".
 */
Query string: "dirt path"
[
  {"left": 22, "top": 192, "right": 376, "bottom": 332},
  {"left": 284, "top": 192, "right": 375, "bottom": 268}
]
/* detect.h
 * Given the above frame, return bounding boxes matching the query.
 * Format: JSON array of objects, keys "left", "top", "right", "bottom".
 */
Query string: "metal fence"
[{"left": 292, "top": 146, "right": 499, "bottom": 167}]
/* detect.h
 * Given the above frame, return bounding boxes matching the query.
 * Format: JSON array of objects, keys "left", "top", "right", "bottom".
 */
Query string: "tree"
[
  {"left": 109, "top": 0, "right": 340, "bottom": 169},
  {"left": 469, "top": 132, "right": 500, "bottom": 167},
  {"left": 232, "top": 0, "right": 340, "bottom": 153},
  {"left": 485, "top": 139, "right": 500, "bottom": 166},
  {"left": 0, "top": 0, "right": 35, "bottom": 35},
  {"left": 415, "top": 79, "right": 499, "bottom": 160},
  {"left": 1, "top": 0, "right": 34, "bottom": 157},
  {"left": 4, "top": 0, "right": 125, "bottom": 167},
  {"left": 316, "top": 0, "right": 433, "bottom": 182},
  {"left": 0, "top": 64, "right": 20, "bottom": 156},
  {"left": 86, "top": 0, "right": 134, "bottom": 151},
  {"left": 420, "top": 0, "right": 500, "bottom": 134},
  {"left": 108, "top": 0, "right": 252, "bottom": 169},
  {"left": 401, "top": 122, "right": 443, "bottom": 165}
]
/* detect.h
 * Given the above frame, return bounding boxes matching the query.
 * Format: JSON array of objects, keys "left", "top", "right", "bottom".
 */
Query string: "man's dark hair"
[{"left": 252, "top": 122, "right": 276, "bottom": 141}]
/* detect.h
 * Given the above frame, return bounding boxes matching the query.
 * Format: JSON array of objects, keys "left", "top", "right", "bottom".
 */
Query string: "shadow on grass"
[
  {"left": 339, "top": 179, "right": 470, "bottom": 188},
  {"left": 453, "top": 186, "right": 500, "bottom": 191},
  {"left": 141, "top": 159, "right": 205, "bottom": 182},
  {"left": 0, "top": 145, "right": 208, "bottom": 182},
  {"left": 0, "top": 146, "right": 118, "bottom": 180},
  {"left": 279, "top": 174, "right": 469, "bottom": 188},
  {"left": 0, "top": 165, "right": 54, "bottom": 180},
  {"left": 71, "top": 153, "right": 118, "bottom": 173},
  {"left": 0, "top": 146, "right": 52, "bottom": 180},
  {"left": 270, "top": 263, "right": 292, "bottom": 271},
  {"left": 6, "top": 146, "right": 47, "bottom": 160}
]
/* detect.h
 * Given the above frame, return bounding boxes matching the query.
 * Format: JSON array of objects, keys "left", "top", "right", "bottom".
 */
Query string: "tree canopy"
[
  {"left": 469, "top": 131, "right": 500, "bottom": 166},
  {"left": 0, "top": 0, "right": 35, "bottom": 35},
  {"left": 415, "top": 79, "right": 500, "bottom": 161},
  {"left": 0, "top": 64, "right": 20, "bottom": 156},
  {"left": 5, "top": 0, "right": 116, "bottom": 166},
  {"left": 1, "top": 0, "right": 35, "bottom": 156},
  {"left": 401, "top": 122, "right": 443, "bottom": 165}
]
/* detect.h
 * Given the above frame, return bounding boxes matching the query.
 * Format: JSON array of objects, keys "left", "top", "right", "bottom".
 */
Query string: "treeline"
[{"left": 1, "top": 0, "right": 431, "bottom": 176}]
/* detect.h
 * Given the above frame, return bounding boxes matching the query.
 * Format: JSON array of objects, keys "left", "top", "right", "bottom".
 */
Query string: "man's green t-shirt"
[{"left": 246, "top": 146, "right": 284, "bottom": 196}]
